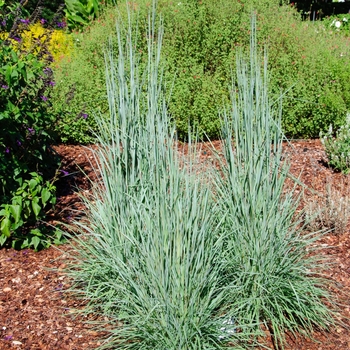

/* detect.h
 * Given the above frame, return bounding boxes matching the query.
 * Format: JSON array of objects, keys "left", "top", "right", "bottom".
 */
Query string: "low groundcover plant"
[
  {"left": 62, "top": 6, "right": 338, "bottom": 350},
  {"left": 321, "top": 113, "right": 350, "bottom": 174}
]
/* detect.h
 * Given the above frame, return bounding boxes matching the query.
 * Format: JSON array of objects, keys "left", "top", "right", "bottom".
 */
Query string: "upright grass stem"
[
  {"left": 215, "top": 15, "right": 337, "bottom": 349},
  {"left": 62, "top": 4, "right": 254, "bottom": 349}
]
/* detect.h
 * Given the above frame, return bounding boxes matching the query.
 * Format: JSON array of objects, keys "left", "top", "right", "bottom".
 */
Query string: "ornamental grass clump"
[
  {"left": 214, "top": 17, "right": 337, "bottom": 349},
  {"left": 62, "top": 7, "right": 254, "bottom": 349}
]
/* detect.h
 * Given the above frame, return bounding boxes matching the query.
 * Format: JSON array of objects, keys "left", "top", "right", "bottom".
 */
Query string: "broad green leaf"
[
  {"left": 12, "top": 219, "right": 23, "bottom": 231},
  {"left": 10, "top": 50, "right": 18, "bottom": 63},
  {"left": 10, "top": 68, "right": 18, "bottom": 79},
  {"left": 22, "top": 66, "right": 27, "bottom": 82},
  {"left": 50, "top": 196, "right": 56, "bottom": 206},
  {"left": 41, "top": 187, "right": 51, "bottom": 206},
  {"left": 20, "top": 238, "right": 29, "bottom": 249},
  {"left": 67, "top": 13, "right": 89, "bottom": 25},
  {"left": 5, "top": 65, "right": 12, "bottom": 84},
  {"left": 31, "top": 235, "right": 41, "bottom": 250},
  {"left": 26, "top": 68, "right": 34, "bottom": 81},
  {"left": 28, "top": 178, "right": 38, "bottom": 191},
  {"left": 12, "top": 196, "right": 22, "bottom": 206},
  {"left": 0, "top": 233, "right": 7, "bottom": 246},
  {"left": 0, "top": 217, "right": 11, "bottom": 237},
  {"left": 23, "top": 201, "right": 31, "bottom": 219},
  {"left": 9, "top": 204, "right": 22, "bottom": 224},
  {"left": 30, "top": 228, "right": 43, "bottom": 236},
  {"left": 31, "top": 199, "right": 41, "bottom": 217},
  {"left": 86, "top": 0, "right": 99, "bottom": 15}
]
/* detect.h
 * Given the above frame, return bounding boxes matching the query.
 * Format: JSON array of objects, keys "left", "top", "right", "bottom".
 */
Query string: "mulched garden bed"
[{"left": 1, "top": 139, "right": 350, "bottom": 349}]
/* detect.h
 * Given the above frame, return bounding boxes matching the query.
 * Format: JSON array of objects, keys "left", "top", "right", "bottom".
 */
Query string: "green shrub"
[
  {"left": 0, "top": 2, "right": 64, "bottom": 249},
  {"left": 214, "top": 17, "right": 337, "bottom": 347},
  {"left": 51, "top": 15, "right": 110, "bottom": 144},
  {"left": 321, "top": 113, "right": 350, "bottom": 174},
  {"left": 0, "top": 172, "right": 58, "bottom": 250},
  {"left": 52, "top": 0, "right": 350, "bottom": 143},
  {"left": 263, "top": 9, "right": 350, "bottom": 138},
  {"left": 62, "top": 8, "right": 255, "bottom": 348},
  {"left": 51, "top": 0, "right": 282, "bottom": 143},
  {"left": 322, "top": 14, "right": 350, "bottom": 36}
]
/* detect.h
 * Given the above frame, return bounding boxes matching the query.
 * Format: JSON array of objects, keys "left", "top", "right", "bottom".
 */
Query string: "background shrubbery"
[
  {"left": 0, "top": 1, "right": 69, "bottom": 249},
  {"left": 51, "top": 0, "right": 350, "bottom": 143}
]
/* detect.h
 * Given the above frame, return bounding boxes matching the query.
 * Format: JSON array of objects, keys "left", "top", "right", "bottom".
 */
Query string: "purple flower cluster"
[
  {"left": 20, "top": 18, "right": 30, "bottom": 25},
  {"left": 43, "top": 67, "right": 52, "bottom": 75},
  {"left": 56, "top": 21, "right": 66, "bottom": 28}
]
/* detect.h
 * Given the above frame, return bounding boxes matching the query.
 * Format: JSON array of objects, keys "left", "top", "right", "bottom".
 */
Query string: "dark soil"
[{"left": 1, "top": 139, "right": 350, "bottom": 349}]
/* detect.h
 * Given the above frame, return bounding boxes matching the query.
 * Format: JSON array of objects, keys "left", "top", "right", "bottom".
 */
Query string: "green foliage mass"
[
  {"left": 52, "top": 0, "right": 350, "bottom": 143},
  {"left": 0, "top": 2, "right": 65, "bottom": 249},
  {"left": 262, "top": 9, "right": 350, "bottom": 138},
  {"left": 0, "top": 42, "right": 61, "bottom": 249}
]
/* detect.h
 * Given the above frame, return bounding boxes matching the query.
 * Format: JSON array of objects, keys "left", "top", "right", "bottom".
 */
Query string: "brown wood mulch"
[{"left": 1, "top": 139, "right": 350, "bottom": 350}]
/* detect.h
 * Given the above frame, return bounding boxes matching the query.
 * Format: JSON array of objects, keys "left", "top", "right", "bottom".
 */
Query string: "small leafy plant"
[
  {"left": 304, "top": 182, "right": 350, "bottom": 235},
  {"left": 64, "top": 0, "right": 100, "bottom": 30},
  {"left": 0, "top": 1, "right": 63, "bottom": 249},
  {"left": 0, "top": 172, "right": 59, "bottom": 250},
  {"left": 321, "top": 113, "right": 350, "bottom": 174}
]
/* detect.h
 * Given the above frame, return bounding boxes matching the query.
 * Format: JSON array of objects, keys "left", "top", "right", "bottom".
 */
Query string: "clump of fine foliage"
[
  {"left": 62, "top": 6, "right": 338, "bottom": 350},
  {"left": 213, "top": 18, "right": 337, "bottom": 348},
  {"left": 61, "top": 8, "right": 256, "bottom": 350}
]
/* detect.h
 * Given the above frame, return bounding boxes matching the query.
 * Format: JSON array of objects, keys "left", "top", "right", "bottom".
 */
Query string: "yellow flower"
[{"left": 0, "top": 22, "right": 73, "bottom": 63}]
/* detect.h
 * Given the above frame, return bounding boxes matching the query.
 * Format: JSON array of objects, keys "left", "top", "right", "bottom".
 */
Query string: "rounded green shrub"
[{"left": 52, "top": 0, "right": 350, "bottom": 143}]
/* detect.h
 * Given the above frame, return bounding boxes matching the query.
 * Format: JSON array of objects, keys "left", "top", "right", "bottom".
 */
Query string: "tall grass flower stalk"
[
  {"left": 62, "top": 4, "right": 253, "bottom": 349},
  {"left": 215, "top": 16, "right": 337, "bottom": 349}
]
